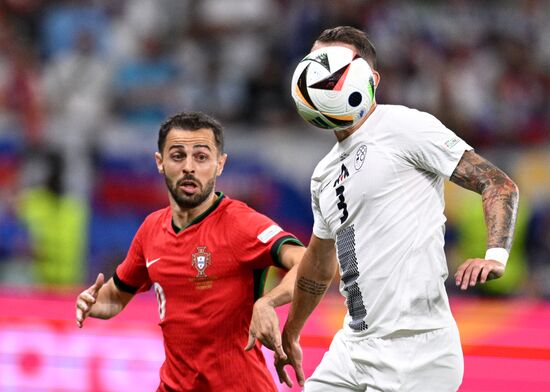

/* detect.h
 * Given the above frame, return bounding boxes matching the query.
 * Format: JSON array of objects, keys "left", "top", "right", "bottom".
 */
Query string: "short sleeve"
[
  {"left": 232, "top": 209, "right": 303, "bottom": 270},
  {"left": 114, "top": 223, "right": 152, "bottom": 294},
  {"left": 311, "top": 178, "right": 332, "bottom": 239},
  {"left": 398, "top": 111, "right": 473, "bottom": 178}
]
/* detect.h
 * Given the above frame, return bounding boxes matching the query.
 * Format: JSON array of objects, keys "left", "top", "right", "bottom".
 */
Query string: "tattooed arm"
[
  {"left": 275, "top": 235, "right": 338, "bottom": 387},
  {"left": 449, "top": 150, "right": 519, "bottom": 290}
]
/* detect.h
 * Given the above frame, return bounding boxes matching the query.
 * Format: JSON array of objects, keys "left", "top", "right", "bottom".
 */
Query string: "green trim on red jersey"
[
  {"left": 270, "top": 236, "right": 304, "bottom": 269},
  {"left": 171, "top": 220, "right": 181, "bottom": 233},
  {"left": 254, "top": 236, "right": 303, "bottom": 300},
  {"left": 171, "top": 192, "right": 225, "bottom": 233},
  {"left": 253, "top": 268, "right": 269, "bottom": 301}
]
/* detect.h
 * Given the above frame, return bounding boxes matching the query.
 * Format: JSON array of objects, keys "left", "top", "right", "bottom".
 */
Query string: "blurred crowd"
[{"left": 0, "top": 0, "right": 549, "bottom": 296}]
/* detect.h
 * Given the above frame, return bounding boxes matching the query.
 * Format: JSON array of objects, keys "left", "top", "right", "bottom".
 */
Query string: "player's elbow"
[
  {"left": 509, "top": 179, "right": 519, "bottom": 200},
  {"left": 309, "top": 253, "right": 337, "bottom": 282},
  {"left": 305, "top": 236, "right": 338, "bottom": 281},
  {"left": 482, "top": 172, "right": 519, "bottom": 202},
  {"left": 502, "top": 176, "right": 520, "bottom": 206}
]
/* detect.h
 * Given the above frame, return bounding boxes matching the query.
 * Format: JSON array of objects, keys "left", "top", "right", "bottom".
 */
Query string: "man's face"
[{"left": 155, "top": 128, "right": 227, "bottom": 209}]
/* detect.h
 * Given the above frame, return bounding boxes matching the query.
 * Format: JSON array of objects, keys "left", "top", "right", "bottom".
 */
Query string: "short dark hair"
[
  {"left": 158, "top": 112, "right": 225, "bottom": 154},
  {"left": 316, "top": 26, "right": 377, "bottom": 69}
]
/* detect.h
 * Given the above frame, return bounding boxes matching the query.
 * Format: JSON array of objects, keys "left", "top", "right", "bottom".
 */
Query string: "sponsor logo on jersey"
[
  {"left": 354, "top": 144, "right": 367, "bottom": 170},
  {"left": 258, "top": 224, "right": 283, "bottom": 243},
  {"left": 333, "top": 164, "right": 350, "bottom": 187},
  {"left": 192, "top": 246, "right": 211, "bottom": 278},
  {"left": 146, "top": 257, "right": 161, "bottom": 268},
  {"left": 339, "top": 152, "right": 350, "bottom": 161}
]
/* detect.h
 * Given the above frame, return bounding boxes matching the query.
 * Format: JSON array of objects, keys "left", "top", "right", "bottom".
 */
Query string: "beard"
[{"left": 165, "top": 173, "right": 216, "bottom": 209}]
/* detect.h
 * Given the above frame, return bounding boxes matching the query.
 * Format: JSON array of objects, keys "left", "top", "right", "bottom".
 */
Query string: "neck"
[
  {"left": 334, "top": 102, "right": 377, "bottom": 142},
  {"left": 170, "top": 192, "right": 218, "bottom": 229}
]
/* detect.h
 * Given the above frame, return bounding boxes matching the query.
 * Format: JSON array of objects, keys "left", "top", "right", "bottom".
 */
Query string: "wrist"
[
  {"left": 485, "top": 247, "right": 509, "bottom": 267},
  {"left": 283, "top": 327, "right": 300, "bottom": 341},
  {"left": 255, "top": 296, "right": 275, "bottom": 307},
  {"left": 283, "top": 318, "right": 304, "bottom": 339}
]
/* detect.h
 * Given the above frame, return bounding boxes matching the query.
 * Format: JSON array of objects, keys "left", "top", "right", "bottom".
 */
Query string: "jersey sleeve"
[
  {"left": 398, "top": 111, "right": 473, "bottom": 178},
  {"left": 233, "top": 208, "right": 303, "bottom": 270},
  {"left": 311, "top": 177, "right": 332, "bottom": 240},
  {"left": 113, "top": 222, "right": 152, "bottom": 294}
]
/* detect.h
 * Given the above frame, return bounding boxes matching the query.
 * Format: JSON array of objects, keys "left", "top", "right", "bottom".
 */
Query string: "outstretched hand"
[
  {"left": 275, "top": 329, "right": 304, "bottom": 388},
  {"left": 454, "top": 258, "right": 504, "bottom": 290},
  {"left": 75, "top": 273, "right": 104, "bottom": 328},
  {"left": 244, "top": 297, "right": 287, "bottom": 361}
]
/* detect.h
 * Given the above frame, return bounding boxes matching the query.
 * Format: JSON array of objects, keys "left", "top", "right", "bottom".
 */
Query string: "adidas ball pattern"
[{"left": 291, "top": 46, "right": 375, "bottom": 131}]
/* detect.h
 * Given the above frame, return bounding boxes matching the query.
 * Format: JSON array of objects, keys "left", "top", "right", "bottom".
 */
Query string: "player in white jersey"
[{"left": 275, "top": 27, "right": 519, "bottom": 392}]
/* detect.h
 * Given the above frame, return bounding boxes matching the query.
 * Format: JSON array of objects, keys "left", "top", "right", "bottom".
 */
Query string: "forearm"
[
  {"left": 89, "top": 278, "right": 132, "bottom": 319},
  {"left": 260, "top": 243, "right": 307, "bottom": 307},
  {"left": 450, "top": 150, "right": 519, "bottom": 253},
  {"left": 261, "top": 264, "right": 299, "bottom": 308},
  {"left": 481, "top": 180, "right": 519, "bottom": 252},
  {"left": 285, "top": 244, "right": 336, "bottom": 336}
]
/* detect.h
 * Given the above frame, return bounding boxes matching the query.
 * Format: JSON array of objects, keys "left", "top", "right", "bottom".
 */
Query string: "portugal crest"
[{"left": 192, "top": 246, "right": 211, "bottom": 278}]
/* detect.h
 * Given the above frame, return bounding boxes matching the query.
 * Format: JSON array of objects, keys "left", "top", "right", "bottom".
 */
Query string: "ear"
[
  {"left": 155, "top": 152, "right": 164, "bottom": 174},
  {"left": 216, "top": 153, "right": 228, "bottom": 176},
  {"left": 373, "top": 70, "right": 381, "bottom": 89}
]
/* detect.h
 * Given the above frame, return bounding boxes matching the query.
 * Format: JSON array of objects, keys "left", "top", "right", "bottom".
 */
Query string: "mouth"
[{"left": 178, "top": 179, "right": 200, "bottom": 194}]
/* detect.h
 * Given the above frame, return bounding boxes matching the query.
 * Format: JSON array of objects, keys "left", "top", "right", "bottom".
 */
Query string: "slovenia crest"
[
  {"left": 192, "top": 246, "right": 211, "bottom": 278},
  {"left": 354, "top": 144, "right": 367, "bottom": 170}
]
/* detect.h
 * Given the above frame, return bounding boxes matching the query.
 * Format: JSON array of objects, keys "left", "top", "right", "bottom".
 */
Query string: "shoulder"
[
  {"left": 375, "top": 105, "right": 451, "bottom": 150},
  {"left": 222, "top": 197, "right": 269, "bottom": 223},
  {"left": 143, "top": 206, "right": 170, "bottom": 224},
  {"left": 140, "top": 207, "right": 170, "bottom": 232},
  {"left": 219, "top": 196, "right": 251, "bottom": 215},
  {"left": 221, "top": 197, "right": 278, "bottom": 235},
  {"left": 379, "top": 104, "right": 444, "bottom": 133}
]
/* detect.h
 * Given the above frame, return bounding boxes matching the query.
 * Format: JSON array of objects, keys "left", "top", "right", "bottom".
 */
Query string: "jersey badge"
[
  {"left": 192, "top": 246, "right": 211, "bottom": 278},
  {"left": 354, "top": 144, "right": 367, "bottom": 170},
  {"left": 258, "top": 225, "right": 283, "bottom": 244},
  {"left": 444, "top": 137, "right": 460, "bottom": 149}
]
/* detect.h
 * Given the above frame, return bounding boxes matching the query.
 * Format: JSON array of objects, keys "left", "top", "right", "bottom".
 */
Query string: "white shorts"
[{"left": 305, "top": 325, "right": 463, "bottom": 392}]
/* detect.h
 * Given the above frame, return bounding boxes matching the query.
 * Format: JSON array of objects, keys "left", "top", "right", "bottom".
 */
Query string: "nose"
[{"left": 182, "top": 157, "right": 195, "bottom": 173}]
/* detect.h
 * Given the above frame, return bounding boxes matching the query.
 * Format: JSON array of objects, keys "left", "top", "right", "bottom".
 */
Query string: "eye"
[
  {"left": 196, "top": 153, "right": 209, "bottom": 162},
  {"left": 171, "top": 152, "right": 184, "bottom": 161}
]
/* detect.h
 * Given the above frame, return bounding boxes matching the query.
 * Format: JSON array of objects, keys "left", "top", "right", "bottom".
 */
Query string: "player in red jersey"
[{"left": 75, "top": 112, "right": 305, "bottom": 391}]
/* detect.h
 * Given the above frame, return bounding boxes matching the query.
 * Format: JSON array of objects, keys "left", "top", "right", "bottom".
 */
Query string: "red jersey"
[{"left": 114, "top": 193, "right": 302, "bottom": 391}]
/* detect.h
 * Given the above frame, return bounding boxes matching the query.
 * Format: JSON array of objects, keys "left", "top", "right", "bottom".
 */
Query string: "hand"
[
  {"left": 454, "top": 258, "right": 505, "bottom": 290},
  {"left": 244, "top": 297, "right": 287, "bottom": 359},
  {"left": 275, "top": 329, "right": 304, "bottom": 388},
  {"left": 76, "top": 273, "right": 104, "bottom": 328}
]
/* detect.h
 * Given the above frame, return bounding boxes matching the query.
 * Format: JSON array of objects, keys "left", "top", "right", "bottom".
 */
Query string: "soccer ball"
[{"left": 290, "top": 46, "right": 375, "bottom": 131}]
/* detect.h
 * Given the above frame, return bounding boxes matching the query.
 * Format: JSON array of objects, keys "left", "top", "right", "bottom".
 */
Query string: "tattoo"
[
  {"left": 450, "top": 150, "right": 519, "bottom": 251},
  {"left": 450, "top": 150, "right": 505, "bottom": 193},
  {"left": 297, "top": 277, "right": 328, "bottom": 296}
]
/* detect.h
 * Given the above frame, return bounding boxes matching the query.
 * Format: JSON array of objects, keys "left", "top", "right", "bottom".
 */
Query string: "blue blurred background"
[{"left": 0, "top": 0, "right": 549, "bottom": 390}]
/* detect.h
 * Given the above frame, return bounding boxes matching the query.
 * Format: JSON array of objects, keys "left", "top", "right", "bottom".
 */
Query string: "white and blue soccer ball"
[{"left": 291, "top": 46, "right": 375, "bottom": 131}]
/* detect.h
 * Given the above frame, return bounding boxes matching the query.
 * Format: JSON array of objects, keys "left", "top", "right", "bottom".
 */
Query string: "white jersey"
[{"left": 311, "top": 104, "right": 472, "bottom": 337}]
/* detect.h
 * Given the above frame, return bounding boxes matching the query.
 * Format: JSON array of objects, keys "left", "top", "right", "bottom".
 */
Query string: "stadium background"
[{"left": 0, "top": 0, "right": 549, "bottom": 390}]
